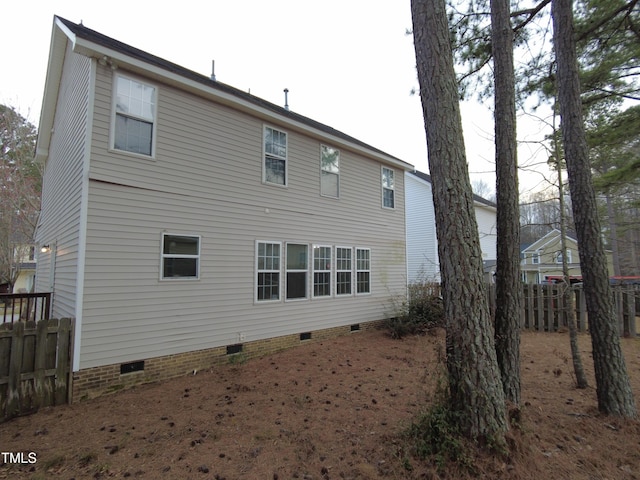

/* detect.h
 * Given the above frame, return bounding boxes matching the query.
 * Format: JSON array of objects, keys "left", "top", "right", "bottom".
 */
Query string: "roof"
[
  {"left": 522, "top": 228, "right": 578, "bottom": 252},
  {"left": 407, "top": 170, "right": 497, "bottom": 209},
  {"left": 37, "top": 16, "right": 413, "bottom": 172}
]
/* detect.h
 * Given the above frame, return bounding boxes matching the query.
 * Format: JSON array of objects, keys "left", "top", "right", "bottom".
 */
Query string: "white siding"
[
  {"left": 74, "top": 67, "right": 407, "bottom": 369},
  {"left": 405, "top": 172, "right": 497, "bottom": 283},
  {"left": 35, "top": 45, "right": 91, "bottom": 318},
  {"left": 404, "top": 173, "right": 439, "bottom": 283},
  {"left": 475, "top": 204, "right": 497, "bottom": 261}
]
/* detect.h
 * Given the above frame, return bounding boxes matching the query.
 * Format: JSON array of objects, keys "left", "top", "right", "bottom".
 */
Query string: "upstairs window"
[
  {"left": 555, "top": 249, "right": 572, "bottom": 264},
  {"left": 114, "top": 75, "right": 156, "bottom": 156},
  {"left": 161, "top": 234, "right": 200, "bottom": 280},
  {"left": 532, "top": 252, "right": 540, "bottom": 264},
  {"left": 264, "top": 126, "right": 287, "bottom": 186},
  {"left": 382, "top": 167, "right": 395, "bottom": 208},
  {"left": 320, "top": 145, "right": 340, "bottom": 198}
]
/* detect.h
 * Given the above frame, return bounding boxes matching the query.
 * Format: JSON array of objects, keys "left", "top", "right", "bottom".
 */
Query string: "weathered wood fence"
[
  {"left": 0, "top": 318, "right": 73, "bottom": 422},
  {"left": 487, "top": 284, "right": 638, "bottom": 336}
]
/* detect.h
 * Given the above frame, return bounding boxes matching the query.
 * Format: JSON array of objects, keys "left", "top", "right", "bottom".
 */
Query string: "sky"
[{"left": 2, "top": 0, "right": 553, "bottom": 195}]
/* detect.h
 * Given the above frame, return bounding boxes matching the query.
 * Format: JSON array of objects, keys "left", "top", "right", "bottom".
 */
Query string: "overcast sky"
[{"left": 3, "top": 0, "right": 552, "bottom": 194}]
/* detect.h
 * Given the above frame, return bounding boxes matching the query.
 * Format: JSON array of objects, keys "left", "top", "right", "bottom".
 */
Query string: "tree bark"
[
  {"left": 491, "top": 0, "right": 522, "bottom": 406},
  {"left": 411, "top": 0, "right": 508, "bottom": 442},
  {"left": 552, "top": 0, "right": 637, "bottom": 417}
]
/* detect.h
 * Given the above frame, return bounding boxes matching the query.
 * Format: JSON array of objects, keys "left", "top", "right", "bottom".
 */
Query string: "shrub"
[{"left": 386, "top": 280, "right": 444, "bottom": 338}]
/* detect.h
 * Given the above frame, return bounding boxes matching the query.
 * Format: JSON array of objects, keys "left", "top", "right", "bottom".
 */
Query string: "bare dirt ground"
[{"left": 1, "top": 328, "right": 640, "bottom": 480}]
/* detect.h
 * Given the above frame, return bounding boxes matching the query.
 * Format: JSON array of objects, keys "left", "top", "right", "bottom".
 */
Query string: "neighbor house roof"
[{"left": 37, "top": 16, "right": 414, "bottom": 172}]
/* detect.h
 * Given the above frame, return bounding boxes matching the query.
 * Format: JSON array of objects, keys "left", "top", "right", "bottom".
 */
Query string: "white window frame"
[
  {"left": 320, "top": 145, "right": 340, "bottom": 198},
  {"left": 256, "top": 241, "right": 282, "bottom": 302},
  {"left": 111, "top": 73, "right": 157, "bottom": 158},
  {"left": 556, "top": 249, "right": 572, "bottom": 264},
  {"left": 312, "top": 245, "right": 332, "bottom": 298},
  {"left": 263, "top": 125, "right": 288, "bottom": 186},
  {"left": 356, "top": 248, "right": 371, "bottom": 295},
  {"left": 160, "top": 233, "right": 201, "bottom": 281},
  {"left": 381, "top": 166, "right": 395, "bottom": 209},
  {"left": 335, "top": 246, "right": 353, "bottom": 296},
  {"left": 285, "top": 243, "right": 309, "bottom": 301},
  {"left": 532, "top": 252, "right": 540, "bottom": 264}
]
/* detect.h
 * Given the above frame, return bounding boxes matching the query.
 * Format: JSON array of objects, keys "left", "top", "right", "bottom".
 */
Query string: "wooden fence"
[
  {"left": 487, "top": 284, "right": 638, "bottom": 336},
  {"left": 0, "top": 318, "right": 73, "bottom": 422}
]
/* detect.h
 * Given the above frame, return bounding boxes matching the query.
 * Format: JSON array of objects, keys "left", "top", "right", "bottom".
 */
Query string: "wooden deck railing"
[{"left": 0, "top": 293, "right": 52, "bottom": 324}]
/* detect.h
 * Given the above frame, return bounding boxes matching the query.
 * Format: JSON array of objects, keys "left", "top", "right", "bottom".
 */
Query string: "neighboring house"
[
  {"left": 520, "top": 228, "right": 614, "bottom": 283},
  {"left": 405, "top": 170, "right": 497, "bottom": 284},
  {"left": 12, "top": 243, "right": 36, "bottom": 292},
  {"left": 34, "top": 16, "right": 413, "bottom": 400}
]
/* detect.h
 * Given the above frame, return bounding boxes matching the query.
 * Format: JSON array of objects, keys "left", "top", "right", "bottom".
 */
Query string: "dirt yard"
[{"left": 1, "top": 328, "right": 639, "bottom": 479}]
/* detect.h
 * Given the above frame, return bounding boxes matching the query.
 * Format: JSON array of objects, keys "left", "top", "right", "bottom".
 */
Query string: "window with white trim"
[
  {"left": 114, "top": 75, "right": 156, "bottom": 156},
  {"left": 532, "top": 252, "right": 540, "bottom": 264},
  {"left": 382, "top": 167, "right": 395, "bottom": 208},
  {"left": 336, "top": 247, "right": 352, "bottom": 295},
  {"left": 264, "top": 126, "right": 287, "bottom": 186},
  {"left": 320, "top": 145, "right": 340, "bottom": 198},
  {"left": 555, "top": 249, "right": 572, "bottom": 264},
  {"left": 257, "top": 242, "right": 281, "bottom": 301},
  {"left": 161, "top": 234, "right": 200, "bottom": 279},
  {"left": 356, "top": 248, "right": 371, "bottom": 294},
  {"left": 286, "top": 243, "right": 308, "bottom": 300},
  {"left": 313, "top": 245, "right": 332, "bottom": 297}
]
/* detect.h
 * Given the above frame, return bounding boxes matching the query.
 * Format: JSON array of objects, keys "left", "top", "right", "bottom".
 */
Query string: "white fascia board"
[{"left": 36, "top": 19, "right": 77, "bottom": 164}]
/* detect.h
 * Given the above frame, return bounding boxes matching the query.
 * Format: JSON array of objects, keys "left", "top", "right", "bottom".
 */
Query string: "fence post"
[
  {"left": 56, "top": 318, "right": 72, "bottom": 405},
  {"left": 7, "top": 321, "right": 25, "bottom": 418},
  {"left": 34, "top": 319, "right": 49, "bottom": 410}
]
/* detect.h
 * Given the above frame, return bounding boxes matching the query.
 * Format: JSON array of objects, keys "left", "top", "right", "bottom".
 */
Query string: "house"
[
  {"left": 12, "top": 243, "right": 36, "bottom": 293},
  {"left": 520, "top": 228, "right": 614, "bottom": 283},
  {"left": 34, "top": 16, "right": 413, "bottom": 400},
  {"left": 405, "top": 170, "right": 497, "bottom": 283}
]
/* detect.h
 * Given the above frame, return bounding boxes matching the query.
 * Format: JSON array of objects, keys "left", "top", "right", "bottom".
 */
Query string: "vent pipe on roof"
[
  {"left": 210, "top": 60, "right": 216, "bottom": 81},
  {"left": 284, "top": 88, "right": 290, "bottom": 111}
]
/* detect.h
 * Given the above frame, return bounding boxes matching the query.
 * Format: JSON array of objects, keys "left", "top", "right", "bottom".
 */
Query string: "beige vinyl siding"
[
  {"left": 80, "top": 179, "right": 405, "bottom": 369},
  {"left": 75, "top": 69, "right": 406, "bottom": 369},
  {"left": 35, "top": 45, "right": 91, "bottom": 318}
]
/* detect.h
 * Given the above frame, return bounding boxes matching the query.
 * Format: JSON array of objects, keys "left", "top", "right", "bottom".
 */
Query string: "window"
[
  {"left": 313, "top": 245, "right": 332, "bottom": 297},
  {"left": 114, "top": 75, "right": 156, "bottom": 156},
  {"left": 257, "top": 242, "right": 281, "bottom": 301},
  {"left": 161, "top": 234, "right": 200, "bottom": 279},
  {"left": 336, "top": 247, "right": 352, "bottom": 295},
  {"left": 556, "top": 249, "right": 572, "bottom": 264},
  {"left": 356, "top": 248, "right": 371, "bottom": 294},
  {"left": 321, "top": 145, "right": 340, "bottom": 197},
  {"left": 532, "top": 252, "right": 540, "bottom": 264},
  {"left": 286, "top": 243, "right": 308, "bottom": 300},
  {"left": 382, "top": 167, "right": 395, "bottom": 208},
  {"left": 264, "top": 126, "right": 287, "bottom": 185}
]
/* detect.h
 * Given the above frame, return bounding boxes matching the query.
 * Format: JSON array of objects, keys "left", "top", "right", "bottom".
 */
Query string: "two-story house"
[
  {"left": 405, "top": 170, "right": 497, "bottom": 283},
  {"left": 34, "top": 16, "right": 412, "bottom": 400},
  {"left": 520, "top": 228, "right": 614, "bottom": 283}
]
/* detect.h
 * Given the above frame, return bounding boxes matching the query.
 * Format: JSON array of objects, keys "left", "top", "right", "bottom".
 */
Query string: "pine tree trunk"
[
  {"left": 552, "top": 0, "right": 637, "bottom": 417},
  {"left": 411, "top": 0, "right": 508, "bottom": 442},
  {"left": 491, "top": 0, "right": 522, "bottom": 406}
]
